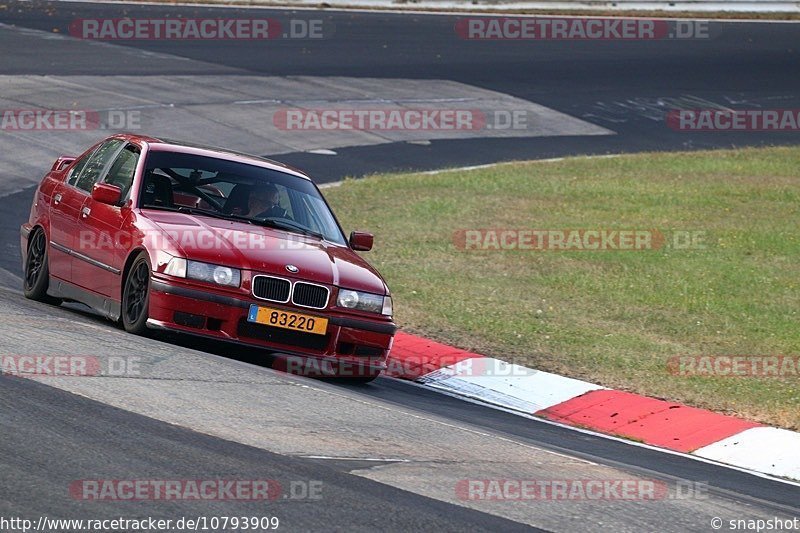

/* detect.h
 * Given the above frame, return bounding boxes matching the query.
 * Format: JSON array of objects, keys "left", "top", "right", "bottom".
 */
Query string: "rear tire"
[
  {"left": 23, "top": 229, "right": 61, "bottom": 305},
  {"left": 322, "top": 364, "right": 382, "bottom": 385},
  {"left": 342, "top": 375, "right": 380, "bottom": 385},
  {"left": 122, "top": 253, "right": 151, "bottom": 335}
]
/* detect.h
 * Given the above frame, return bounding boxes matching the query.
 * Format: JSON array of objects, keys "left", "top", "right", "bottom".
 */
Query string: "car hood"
[{"left": 142, "top": 210, "right": 388, "bottom": 295}]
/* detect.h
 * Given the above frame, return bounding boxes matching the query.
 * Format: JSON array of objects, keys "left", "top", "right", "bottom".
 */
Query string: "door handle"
[
  {"left": 54, "top": 193, "right": 62, "bottom": 205},
  {"left": 81, "top": 206, "right": 91, "bottom": 218}
]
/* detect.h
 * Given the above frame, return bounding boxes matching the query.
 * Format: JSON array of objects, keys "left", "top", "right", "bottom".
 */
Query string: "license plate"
[{"left": 247, "top": 304, "right": 328, "bottom": 335}]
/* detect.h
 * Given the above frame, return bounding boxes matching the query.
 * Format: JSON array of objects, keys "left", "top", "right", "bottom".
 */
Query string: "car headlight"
[
  {"left": 337, "top": 289, "right": 391, "bottom": 316},
  {"left": 164, "top": 257, "right": 241, "bottom": 288}
]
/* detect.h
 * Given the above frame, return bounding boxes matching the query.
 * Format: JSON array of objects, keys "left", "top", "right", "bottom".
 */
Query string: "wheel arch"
[
  {"left": 120, "top": 247, "right": 151, "bottom": 300},
  {"left": 23, "top": 224, "right": 48, "bottom": 271},
  {"left": 28, "top": 223, "right": 49, "bottom": 244}
]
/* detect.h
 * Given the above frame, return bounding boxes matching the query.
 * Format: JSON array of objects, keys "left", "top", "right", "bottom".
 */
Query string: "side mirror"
[
  {"left": 52, "top": 156, "right": 76, "bottom": 172},
  {"left": 92, "top": 183, "right": 122, "bottom": 206},
  {"left": 349, "top": 231, "right": 374, "bottom": 251}
]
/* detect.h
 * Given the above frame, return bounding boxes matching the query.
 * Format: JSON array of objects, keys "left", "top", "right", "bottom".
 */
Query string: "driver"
[{"left": 246, "top": 184, "right": 288, "bottom": 219}]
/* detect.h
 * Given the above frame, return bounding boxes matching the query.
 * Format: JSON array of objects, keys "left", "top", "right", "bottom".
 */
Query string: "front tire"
[
  {"left": 122, "top": 253, "right": 151, "bottom": 335},
  {"left": 23, "top": 229, "right": 61, "bottom": 305}
]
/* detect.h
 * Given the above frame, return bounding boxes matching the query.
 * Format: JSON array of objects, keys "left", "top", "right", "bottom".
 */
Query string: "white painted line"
[
  {"left": 286, "top": 379, "right": 602, "bottom": 466},
  {"left": 420, "top": 356, "right": 604, "bottom": 413},
  {"left": 301, "top": 455, "right": 413, "bottom": 462},
  {"left": 694, "top": 427, "right": 800, "bottom": 481},
  {"left": 320, "top": 154, "right": 623, "bottom": 188},
  {"left": 421, "top": 153, "right": 621, "bottom": 175},
  {"left": 390, "top": 376, "right": 800, "bottom": 487},
  {"left": 421, "top": 163, "right": 502, "bottom": 175},
  {"left": 0, "top": 22, "right": 198, "bottom": 63},
  {"left": 234, "top": 99, "right": 283, "bottom": 105},
  {"left": 0, "top": 185, "right": 35, "bottom": 201},
  {"left": 0, "top": 267, "right": 23, "bottom": 287}
]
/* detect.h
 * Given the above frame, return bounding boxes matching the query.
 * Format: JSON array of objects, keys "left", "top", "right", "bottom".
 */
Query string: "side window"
[
  {"left": 66, "top": 150, "right": 95, "bottom": 187},
  {"left": 74, "top": 139, "right": 125, "bottom": 193},
  {"left": 103, "top": 144, "right": 140, "bottom": 202}
]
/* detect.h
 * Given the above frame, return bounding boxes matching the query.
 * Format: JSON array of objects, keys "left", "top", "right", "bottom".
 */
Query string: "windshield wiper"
[
  {"left": 217, "top": 212, "right": 259, "bottom": 225},
  {"left": 143, "top": 204, "right": 253, "bottom": 224},
  {"left": 143, "top": 205, "right": 322, "bottom": 238},
  {"left": 176, "top": 206, "right": 223, "bottom": 218},
  {"left": 253, "top": 217, "right": 325, "bottom": 240},
  {"left": 141, "top": 204, "right": 183, "bottom": 212}
]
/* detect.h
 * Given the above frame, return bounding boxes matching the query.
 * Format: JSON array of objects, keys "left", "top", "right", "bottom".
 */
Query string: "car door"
[
  {"left": 48, "top": 149, "right": 95, "bottom": 282},
  {"left": 63, "top": 139, "right": 126, "bottom": 291},
  {"left": 73, "top": 142, "right": 141, "bottom": 298}
]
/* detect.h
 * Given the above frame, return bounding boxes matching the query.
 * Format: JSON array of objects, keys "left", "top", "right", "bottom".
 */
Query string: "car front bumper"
[{"left": 148, "top": 277, "right": 396, "bottom": 376}]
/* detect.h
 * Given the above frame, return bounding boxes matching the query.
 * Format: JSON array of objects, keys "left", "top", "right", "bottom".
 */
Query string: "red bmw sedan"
[{"left": 20, "top": 134, "right": 395, "bottom": 382}]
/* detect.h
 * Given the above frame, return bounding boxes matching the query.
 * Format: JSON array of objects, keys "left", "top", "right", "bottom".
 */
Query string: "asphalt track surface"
[
  {"left": 0, "top": 374, "right": 537, "bottom": 532},
  {"left": 1, "top": 2, "right": 800, "bottom": 531},
  {"left": 2, "top": 1, "right": 800, "bottom": 179}
]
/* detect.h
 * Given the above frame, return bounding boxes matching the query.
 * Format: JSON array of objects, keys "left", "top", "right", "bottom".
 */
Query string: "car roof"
[{"left": 109, "top": 133, "right": 311, "bottom": 181}]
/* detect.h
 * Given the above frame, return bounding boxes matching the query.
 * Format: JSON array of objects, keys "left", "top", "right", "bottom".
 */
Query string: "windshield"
[{"left": 139, "top": 150, "right": 346, "bottom": 245}]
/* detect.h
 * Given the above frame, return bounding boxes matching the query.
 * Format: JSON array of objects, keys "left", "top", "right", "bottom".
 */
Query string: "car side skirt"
[{"left": 47, "top": 276, "right": 121, "bottom": 321}]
